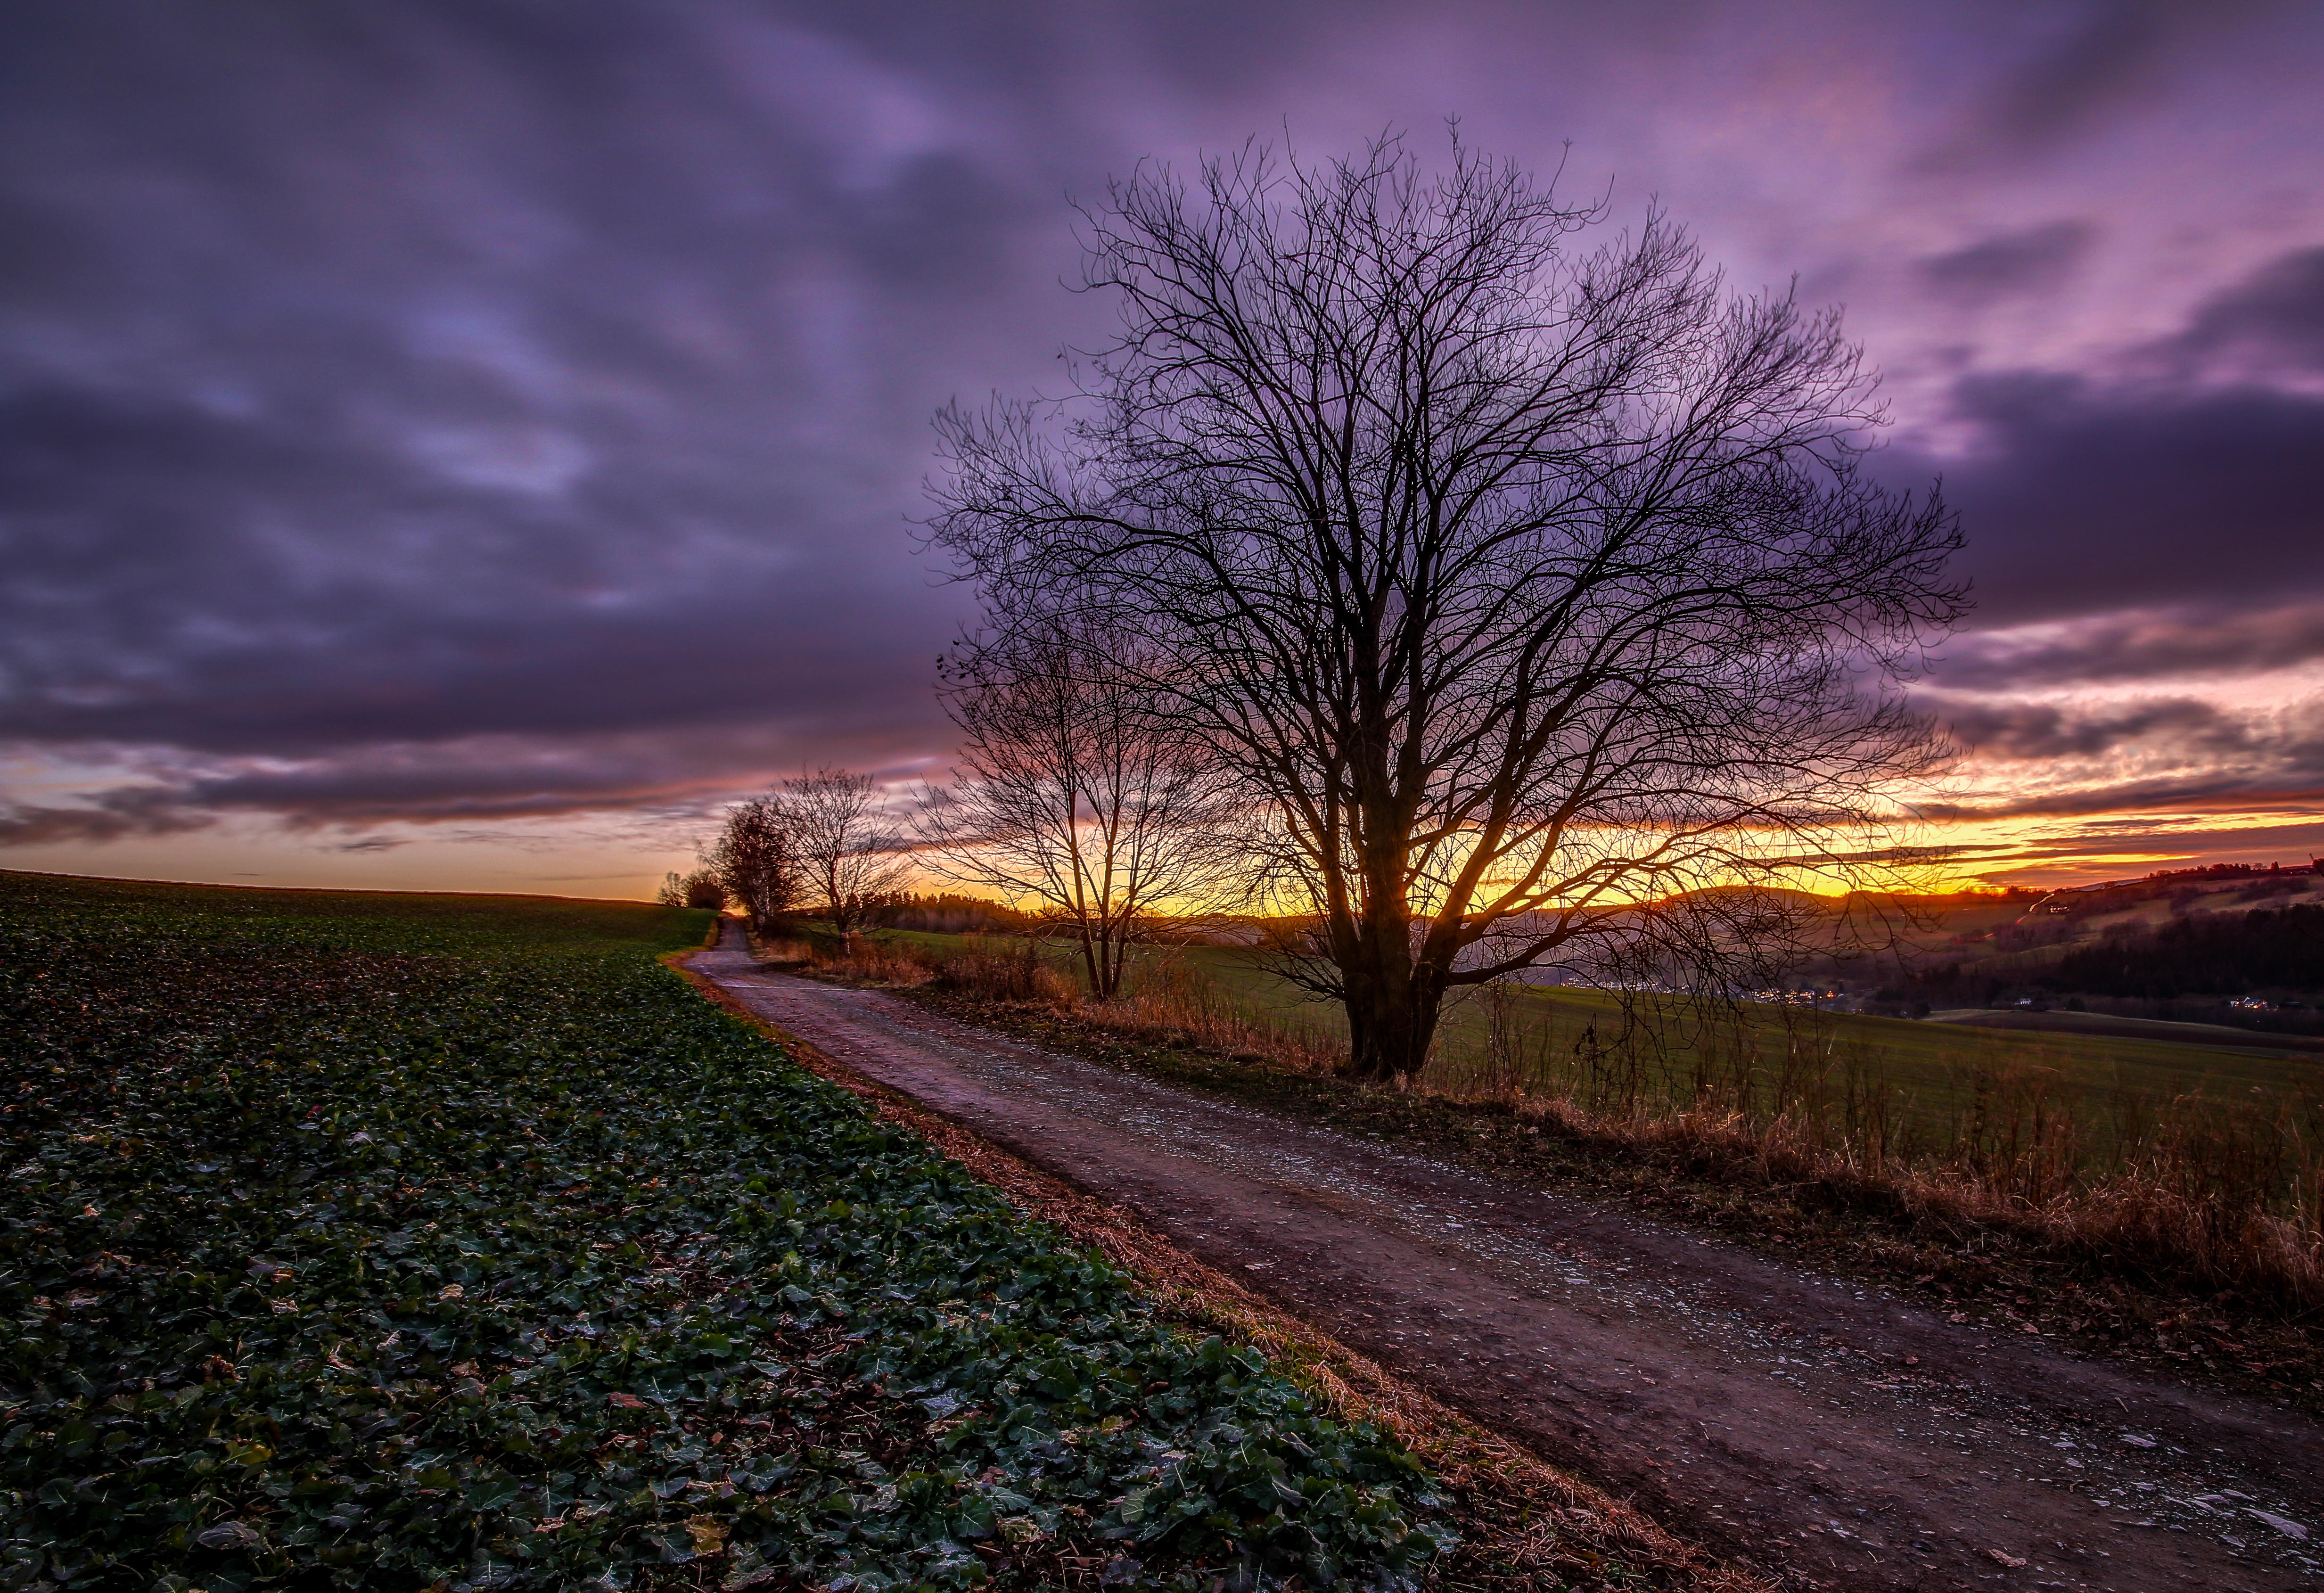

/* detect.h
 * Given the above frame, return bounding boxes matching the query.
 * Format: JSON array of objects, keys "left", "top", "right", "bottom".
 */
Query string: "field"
[
  {"left": 878, "top": 928, "right": 2318, "bottom": 1156},
  {"left": 0, "top": 872, "right": 1448, "bottom": 1593}
]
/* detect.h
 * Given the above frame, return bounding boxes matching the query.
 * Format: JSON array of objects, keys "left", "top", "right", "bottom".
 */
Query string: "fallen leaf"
[
  {"left": 195, "top": 1520, "right": 260, "bottom": 1551},
  {"left": 2245, "top": 1508, "right": 2309, "bottom": 1541}
]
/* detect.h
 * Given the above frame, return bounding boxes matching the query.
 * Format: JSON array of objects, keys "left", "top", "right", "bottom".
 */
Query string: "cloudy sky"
[{"left": 4, "top": 0, "right": 2322, "bottom": 896}]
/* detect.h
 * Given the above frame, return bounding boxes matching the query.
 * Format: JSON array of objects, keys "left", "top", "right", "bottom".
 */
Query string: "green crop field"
[{"left": 1, "top": 872, "right": 1446, "bottom": 1593}]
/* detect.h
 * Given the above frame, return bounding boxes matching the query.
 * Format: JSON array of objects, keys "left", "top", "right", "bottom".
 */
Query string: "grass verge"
[{"left": 2, "top": 874, "right": 1450, "bottom": 1593}]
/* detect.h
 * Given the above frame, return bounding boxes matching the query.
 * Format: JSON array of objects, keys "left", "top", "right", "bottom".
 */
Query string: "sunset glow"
[{"left": 3, "top": 3, "right": 2318, "bottom": 895}]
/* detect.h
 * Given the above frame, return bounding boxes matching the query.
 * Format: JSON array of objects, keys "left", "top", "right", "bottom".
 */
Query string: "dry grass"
[
  {"left": 1077, "top": 957, "right": 1350, "bottom": 1076},
  {"left": 671, "top": 948, "right": 1768, "bottom": 1593},
  {"left": 753, "top": 928, "right": 941, "bottom": 987},
  {"left": 1436, "top": 982, "right": 2324, "bottom": 1314}
]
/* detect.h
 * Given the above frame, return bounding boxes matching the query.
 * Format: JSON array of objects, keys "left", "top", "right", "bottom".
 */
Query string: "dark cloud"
[
  {"left": 2146, "top": 244, "right": 2324, "bottom": 378},
  {"left": 1962, "top": 2, "right": 2165, "bottom": 152},
  {"left": 1881, "top": 243, "right": 2324, "bottom": 638},
  {"left": 175, "top": 735, "right": 793, "bottom": 825},
  {"left": 1915, "top": 220, "right": 2093, "bottom": 306},
  {"left": 1910, "top": 0, "right": 2290, "bottom": 169},
  {"left": 1883, "top": 262, "right": 2324, "bottom": 629},
  {"left": 1, "top": 0, "right": 2318, "bottom": 865},
  {"left": 1932, "top": 601, "right": 2324, "bottom": 690},
  {"left": 1918, "top": 692, "right": 2324, "bottom": 819},
  {"left": 1935, "top": 695, "right": 2252, "bottom": 761},
  {"left": 1921, "top": 780, "right": 2324, "bottom": 822},
  {"left": 0, "top": 791, "right": 214, "bottom": 847},
  {"left": 0, "top": 0, "right": 1030, "bottom": 797}
]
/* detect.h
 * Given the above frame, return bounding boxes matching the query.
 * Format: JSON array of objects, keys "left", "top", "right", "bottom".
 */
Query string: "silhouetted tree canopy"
[{"left": 930, "top": 133, "right": 1963, "bottom": 1078}]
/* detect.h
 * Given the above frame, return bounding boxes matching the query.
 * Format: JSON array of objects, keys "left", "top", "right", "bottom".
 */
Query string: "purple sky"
[{"left": 4, "top": 0, "right": 2322, "bottom": 894}]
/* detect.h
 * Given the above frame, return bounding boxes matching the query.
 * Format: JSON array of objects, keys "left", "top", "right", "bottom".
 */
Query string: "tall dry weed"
[
  {"left": 1420, "top": 981, "right": 2324, "bottom": 1312},
  {"left": 1081, "top": 955, "right": 1348, "bottom": 1075}
]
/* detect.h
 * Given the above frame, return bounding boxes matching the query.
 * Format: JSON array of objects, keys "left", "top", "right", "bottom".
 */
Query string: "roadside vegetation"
[
  {"left": 767, "top": 924, "right": 2324, "bottom": 1397},
  {"left": 1, "top": 872, "right": 1452, "bottom": 1593}
]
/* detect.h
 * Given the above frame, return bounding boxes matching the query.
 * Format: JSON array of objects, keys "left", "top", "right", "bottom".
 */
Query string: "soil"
[{"left": 690, "top": 927, "right": 2324, "bottom": 1592}]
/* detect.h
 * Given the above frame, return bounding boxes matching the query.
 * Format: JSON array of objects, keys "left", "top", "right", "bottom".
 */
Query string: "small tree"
[
  {"left": 781, "top": 767, "right": 911, "bottom": 936},
  {"left": 656, "top": 869, "right": 729, "bottom": 911},
  {"left": 917, "top": 613, "right": 1238, "bottom": 998},
  {"left": 703, "top": 797, "right": 801, "bottom": 932},
  {"left": 930, "top": 134, "right": 1965, "bottom": 1080}
]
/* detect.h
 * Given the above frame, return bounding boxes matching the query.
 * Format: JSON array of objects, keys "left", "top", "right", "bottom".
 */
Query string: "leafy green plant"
[{"left": 0, "top": 873, "right": 1447, "bottom": 1591}]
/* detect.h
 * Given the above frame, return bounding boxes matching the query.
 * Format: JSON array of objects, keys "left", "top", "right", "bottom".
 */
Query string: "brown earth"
[{"left": 689, "top": 925, "right": 2323, "bottom": 1592}]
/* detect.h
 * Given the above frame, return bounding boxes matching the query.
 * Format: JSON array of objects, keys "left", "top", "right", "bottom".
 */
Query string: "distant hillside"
[
  {"left": 1902, "top": 902, "right": 2324, "bottom": 1016},
  {"left": 2041, "top": 902, "right": 2324, "bottom": 999}
]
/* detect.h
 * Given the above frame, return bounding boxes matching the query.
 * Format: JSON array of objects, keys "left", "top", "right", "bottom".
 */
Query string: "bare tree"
[
  {"left": 928, "top": 134, "right": 1965, "bottom": 1081},
  {"left": 917, "top": 613, "right": 1239, "bottom": 998},
  {"left": 781, "top": 767, "right": 911, "bottom": 936},
  {"left": 702, "top": 798, "right": 800, "bottom": 931}
]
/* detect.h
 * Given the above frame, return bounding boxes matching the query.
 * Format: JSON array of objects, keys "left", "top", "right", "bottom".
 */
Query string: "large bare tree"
[
  {"left": 916, "top": 614, "right": 1238, "bottom": 997},
  {"left": 781, "top": 766, "right": 911, "bottom": 937},
  {"left": 928, "top": 134, "right": 1966, "bottom": 1081}
]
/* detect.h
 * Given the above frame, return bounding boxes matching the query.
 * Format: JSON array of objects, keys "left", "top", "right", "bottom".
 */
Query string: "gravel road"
[{"left": 691, "top": 926, "right": 2321, "bottom": 1592}]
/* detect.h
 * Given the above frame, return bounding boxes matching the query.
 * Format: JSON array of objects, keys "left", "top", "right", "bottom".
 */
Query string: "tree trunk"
[
  {"left": 1341, "top": 956, "right": 1445, "bottom": 1080},
  {"left": 1077, "top": 924, "right": 1103, "bottom": 999},
  {"left": 1336, "top": 884, "right": 1447, "bottom": 1080}
]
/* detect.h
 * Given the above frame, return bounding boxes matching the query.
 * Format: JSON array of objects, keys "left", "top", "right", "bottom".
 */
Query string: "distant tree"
[
  {"left": 780, "top": 767, "right": 911, "bottom": 937},
  {"left": 703, "top": 799, "right": 800, "bottom": 931},
  {"left": 929, "top": 133, "right": 1964, "bottom": 1080},
  {"left": 917, "top": 613, "right": 1239, "bottom": 997},
  {"left": 859, "top": 892, "right": 1035, "bottom": 934},
  {"left": 656, "top": 868, "right": 729, "bottom": 911},
  {"left": 2044, "top": 903, "right": 2324, "bottom": 999}
]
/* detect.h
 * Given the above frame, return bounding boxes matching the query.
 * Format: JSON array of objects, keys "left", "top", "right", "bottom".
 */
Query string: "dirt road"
[{"left": 690, "top": 928, "right": 2321, "bottom": 1591}]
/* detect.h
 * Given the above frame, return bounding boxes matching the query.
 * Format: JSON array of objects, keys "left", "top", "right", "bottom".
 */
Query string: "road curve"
[{"left": 690, "top": 926, "right": 2321, "bottom": 1592}]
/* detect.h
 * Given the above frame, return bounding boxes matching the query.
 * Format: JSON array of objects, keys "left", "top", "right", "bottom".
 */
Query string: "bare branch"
[{"left": 928, "top": 131, "right": 1965, "bottom": 1079}]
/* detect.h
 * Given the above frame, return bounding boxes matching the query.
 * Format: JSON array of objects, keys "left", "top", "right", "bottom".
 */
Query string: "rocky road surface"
[{"left": 691, "top": 926, "right": 2322, "bottom": 1591}]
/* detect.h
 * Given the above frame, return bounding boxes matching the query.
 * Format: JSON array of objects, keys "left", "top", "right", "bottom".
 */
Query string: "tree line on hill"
[{"left": 1895, "top": 902, "right": 2324, "bottom": 1024}]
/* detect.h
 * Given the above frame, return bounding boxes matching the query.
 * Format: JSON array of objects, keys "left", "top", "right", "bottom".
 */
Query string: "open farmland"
[
  {"left": 0, "top": 873, "right": 1447, "bottom": 1593},
  {"left": 873, "top": 928, "right": 2319, "bottom": 1162}
]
